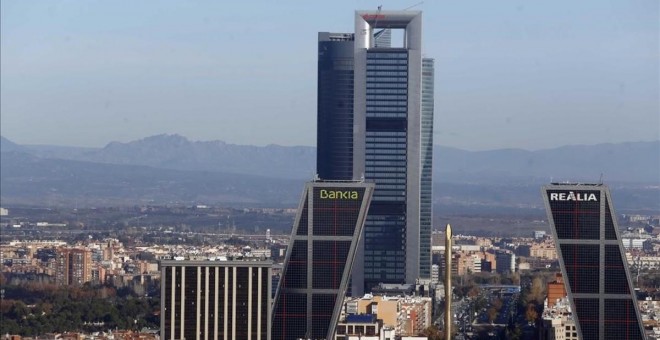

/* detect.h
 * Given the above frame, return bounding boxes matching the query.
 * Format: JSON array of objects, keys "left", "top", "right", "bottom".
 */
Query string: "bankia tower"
[
  {"left": 317, "top": 10, "right": 434, "bottom": 295},
  {"left": 271, "top": 181, "right": 374, "bottom": 340},
  {"left": 542, "top": 183, "right": 644, "bottom": 340}
]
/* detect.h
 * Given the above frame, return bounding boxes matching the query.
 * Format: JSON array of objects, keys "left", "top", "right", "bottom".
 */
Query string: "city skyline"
[{"left": 2, "top": 1, "right": 658, "bottom": 151}]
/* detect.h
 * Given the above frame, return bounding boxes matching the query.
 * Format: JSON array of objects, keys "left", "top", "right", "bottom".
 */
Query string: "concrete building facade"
[{"left": 159, "top": 260, "right": 272, "bottom": 340}]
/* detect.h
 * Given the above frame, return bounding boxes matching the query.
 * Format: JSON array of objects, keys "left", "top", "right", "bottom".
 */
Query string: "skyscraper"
[
  {"left": 542, "top": 183, "right": 644, "bottom": 340},
  {"left": 317, "top": 10, "right": 434, "bottom": 295},
  {"left": 271, "top": 181, "right": 374, "bottom": 340},
  {"left": 160, "top": 259, "right": 272, "bottom": 340}
]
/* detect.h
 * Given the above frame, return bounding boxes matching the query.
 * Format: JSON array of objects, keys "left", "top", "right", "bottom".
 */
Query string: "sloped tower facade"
[
  {"left": 542, "top": 183, "right": 644, "bottom": 340},
  {"left": 272, "top": 181, "right": 374, "bottom": 340}
]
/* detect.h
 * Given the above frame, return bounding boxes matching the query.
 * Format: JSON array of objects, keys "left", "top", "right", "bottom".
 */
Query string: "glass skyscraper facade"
[
  {"left": 363, "top": 49, "right": 410, "bottom": 286},
  {"left": 271, "top": 181, "right": 374, "bottom": 340},
  {"left": 420, "top": 57, "right": 434, "bottom": 281},
  {"left": 542, "top": 184, "right": 644, "bottom": 340},
  {"left": 317, "top": 32, "right": 355, "bottom": 181},
  {"left": 316, "top": 11, "right": 433, "bottom": 295}
]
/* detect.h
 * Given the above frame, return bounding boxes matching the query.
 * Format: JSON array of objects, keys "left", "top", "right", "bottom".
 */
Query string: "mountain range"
[{"left": 1, "top": 135, "right": 658, "bottom": 212}]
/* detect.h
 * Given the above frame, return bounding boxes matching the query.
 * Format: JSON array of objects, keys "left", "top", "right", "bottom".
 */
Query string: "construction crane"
[{"left": 404, "top": 1, "right": 424, "bottom": 10}]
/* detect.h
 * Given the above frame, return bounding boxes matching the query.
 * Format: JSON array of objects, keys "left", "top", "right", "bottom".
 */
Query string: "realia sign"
[{"left": 549, "top": 191, "right": 598, "bottom": 202}]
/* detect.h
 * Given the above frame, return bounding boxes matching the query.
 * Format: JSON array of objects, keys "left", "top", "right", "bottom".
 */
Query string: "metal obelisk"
[{"left": 444, "top": 223, "right": 452, "bottom": 339}]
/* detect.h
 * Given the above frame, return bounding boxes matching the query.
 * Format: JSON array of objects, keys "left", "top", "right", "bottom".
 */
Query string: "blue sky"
[{"left": 1, "top": 0, "right": 658, "bottom": 150}]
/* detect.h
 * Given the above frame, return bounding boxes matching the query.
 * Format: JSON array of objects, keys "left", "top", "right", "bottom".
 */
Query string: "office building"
[
  {"left": 55, "top": 247, "right": 92, "bottom": 286},
  {"left": 542, "top": 183, "right": 644, "bottom": 339},
  {"left": 547, "top": 273, "right": 568, "bottom": 308},
  {"left": 542, "top": 297, "right": 580, "bottom": 340},
  {"left": 339, "top": 295, "right": 433, "bottom": 337},
  {"left": 317, "top": 10, "right": 434, "bottom": 295},
  {"left": 494, "top": 250, "right": 516, "bottom": 274},
  {"left": 272, "top": 181, "right": 374, "bottom": 340},
  {"left": 334, "top": 314, "right": 381, "bottom": 339},
  {"left": 160, "top": 260, "right": 272, "bottom": 340}
]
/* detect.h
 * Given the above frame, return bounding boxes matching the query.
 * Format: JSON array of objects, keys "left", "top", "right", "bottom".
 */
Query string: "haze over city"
[{"left": 1, "top": 0, "right": 658, "bottom": 151}]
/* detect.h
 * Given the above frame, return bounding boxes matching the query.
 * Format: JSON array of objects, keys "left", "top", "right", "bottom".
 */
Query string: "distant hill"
[
  {"left": 22, "top": 144, "right": 97, "bottom": 160},
  {"left": 11, "top": 134, "right": 659, "bottom": 184},
  {"left": 0, "top": 136, "right": 24, "bottom": 153},
  {"left": 1, "top": 135, "right": 658, "bottom": 210},
  {"left": 21, "top": 134, "right": 316, "bottom": 180},
  {"left": 0, "top": 151, "right": 301, "bottom": 207},
  {"left": 437, "top": 142, "right": 660, "bottom": 184}
]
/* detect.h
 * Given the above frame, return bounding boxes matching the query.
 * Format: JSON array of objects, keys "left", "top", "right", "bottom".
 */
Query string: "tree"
[
  {"left": 505, "top": 324, "right": 523, "bottom": 340},
  {"left": 525, "top": 303, "right": 538, "bottom": 325},
  {"left": 487, "top": 307, "right": 498, "bottom": 324},
  {"left": 420, "top": 325, "right": 444, "bottom": 340},
  {"left": 528, "top": 276, "right": 545, "bottom": 304},
  {"left": 467, "top": 285, "right": 481, "bottom": 298},
  {"left": 492, "top": 297, "right": 503, "bottom": 311}
]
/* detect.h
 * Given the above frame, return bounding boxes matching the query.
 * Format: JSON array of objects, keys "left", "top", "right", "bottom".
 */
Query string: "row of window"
[
  {"left": 367, "top": 106, "right": 407, "bottom": 113},
  {"left": 366, "top": 113, "right": 407, "bottom": 118},
  {"left": 364, "top": 218, "right": 405, "bottom": 225},
  {"left": 366, "top": 150, "right": 406, "bottom": 156},
  {"left": 366, "top": 100, "right": 407, "bottom": 106},
  {"left": 366, "top": 71, "right": 407, "bottom": 76},
  {"left": 366, "top": 65, "right": 408, "bottom": 71},
  {"left": 366, "top": 171, "right": 405, "bottom": 177},
  {"left": 365, "top": 156, "right": 407, "bottom": 162},
  {"left": 363, "top": 267, "right": 405, "bottom": 274},
  {"left": 369, "top": 184, "right": 405, "bottom": 190},
  {"left": 366, "top": 131, "right": 406, "bottom": 137},
  {"left": 367, "top": 52, "right": 408, "bottom": 58},
  {"left": 371, "top": 196, "right": 406, "bottom": 202},
  {"left": 367, "top": 142, "right": 406, "bottom": 147},
  {"left": 366, "top": 142, "right": 406, "bottom": 148},
  {"left": 367, "top": 83, "right": 408, "bottom": 89},
  {"left": 365, "top": 158, "right": 406, "bottom": 164},
  {"left": 368, "top": 178, "right": 406, "bottom": 184},
  {"left": 366, "top": 88, "right": 408, "bottom": 94},
  {"left": 366, "top": 164, "right": 406, "bottom": 170},
  {"left": 366, "top": 77, "right": 407, "bottom": 83},
  {"left": 333, "top": 60, "right": 353, "bottom": 66},
  {"left": 367, "top": 58, "right": 408, "bottom": 64},
  {"left": 365, "top": 95, "right": 407, "bottom": 100}
]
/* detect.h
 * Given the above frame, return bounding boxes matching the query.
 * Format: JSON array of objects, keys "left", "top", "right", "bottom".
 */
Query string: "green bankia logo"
[{"left": 319, "top": 189, "right": 359, "bottom": 200}]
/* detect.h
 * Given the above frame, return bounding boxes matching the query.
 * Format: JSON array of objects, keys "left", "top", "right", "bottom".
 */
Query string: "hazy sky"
[{"left": 1, "top": 1, "right": 658, "bottom": 150}]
